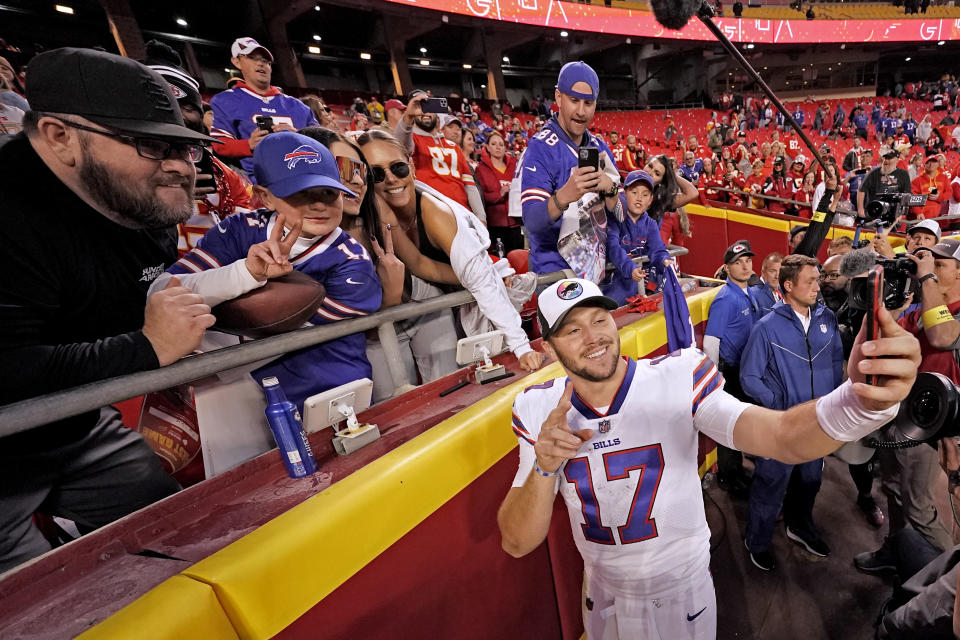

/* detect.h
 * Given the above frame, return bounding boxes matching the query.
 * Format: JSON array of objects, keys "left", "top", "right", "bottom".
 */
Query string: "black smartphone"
[
  {"left": 856, "top": 168, "right": 868, "bottom": 175},
  {"left": 864, "top": 265, "right": 884, "bottom": 386},
  {"left": 578, "top": 146, "right": 599, "bottom": 171},
  {"left": 194, "top": 149, "right": 215, "bottom": 191},
  {"left": 420, "top": 97, "right": 448, "bottom": 114},
  {"left": 255, "top": 115, "right": 274, "bottom": 132}
]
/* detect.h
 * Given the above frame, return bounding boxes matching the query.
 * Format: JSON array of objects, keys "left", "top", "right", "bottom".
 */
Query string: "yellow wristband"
[
  {"left": 921, "top": 305, "right": 955, "bottom": 328},
  {"left": 811, "top": 210, "right": 826, "bottom": 223}
]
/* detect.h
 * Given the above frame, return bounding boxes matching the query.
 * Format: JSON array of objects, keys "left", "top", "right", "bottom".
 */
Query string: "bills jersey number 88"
[{"left": 564, "top": 444, "right": 664, "bottom": 545}]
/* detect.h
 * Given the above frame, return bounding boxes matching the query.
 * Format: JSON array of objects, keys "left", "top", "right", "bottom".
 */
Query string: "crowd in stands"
[{"left": 5, "top": 33, "right": 960, "bottom": 638}]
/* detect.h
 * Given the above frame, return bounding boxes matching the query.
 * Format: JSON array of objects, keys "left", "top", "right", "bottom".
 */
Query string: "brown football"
[{"left": 213, "top": 271, "right": 326, "bottom": 339}]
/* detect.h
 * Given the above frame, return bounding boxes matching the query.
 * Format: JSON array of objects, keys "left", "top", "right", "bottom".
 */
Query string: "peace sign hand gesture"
[{"left": 245, "top": 214, "right": 302, "bottom": 281}]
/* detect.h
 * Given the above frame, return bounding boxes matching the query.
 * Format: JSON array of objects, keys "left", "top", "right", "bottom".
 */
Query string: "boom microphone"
[{"left": 649, "top": 0, "right": 704, "bottom": 30}]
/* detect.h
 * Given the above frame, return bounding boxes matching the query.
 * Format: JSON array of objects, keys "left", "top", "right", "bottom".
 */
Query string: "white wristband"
[{"left": 815, "top": 379, "right": 899, "bottom": 442}]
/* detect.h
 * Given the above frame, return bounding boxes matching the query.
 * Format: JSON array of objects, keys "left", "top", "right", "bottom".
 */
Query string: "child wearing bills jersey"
[
  {"left": 152, "top": 132, "right": 380, "bottom": 408},
  {"left": 498, "top": 279, "right": 920, "bottom": 639}
]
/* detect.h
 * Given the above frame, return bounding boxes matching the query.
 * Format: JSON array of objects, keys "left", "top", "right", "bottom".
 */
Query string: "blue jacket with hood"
[{"left": 739, "top": 300, "right": 843, "bottom": 410}]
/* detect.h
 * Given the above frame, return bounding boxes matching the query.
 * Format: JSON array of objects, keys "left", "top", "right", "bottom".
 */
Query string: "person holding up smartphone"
[
  {"left": 516, "top": 61, "right": 622, "bottom": 277},
  {"left": 393, "top": 90, "right": 487, "bottom": 223}
]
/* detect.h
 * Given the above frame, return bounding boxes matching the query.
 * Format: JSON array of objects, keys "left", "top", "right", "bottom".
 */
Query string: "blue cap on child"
[
  {"left": 253, "top": 131, "right": 357, "bottom": 198},
  {"left": 623, "top": 170, "right": 655, "bottom": 191}
]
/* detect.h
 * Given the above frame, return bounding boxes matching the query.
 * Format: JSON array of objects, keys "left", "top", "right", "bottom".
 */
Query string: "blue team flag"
[{"left": 662, "top": 264, "right": 693, "bottom": 353}]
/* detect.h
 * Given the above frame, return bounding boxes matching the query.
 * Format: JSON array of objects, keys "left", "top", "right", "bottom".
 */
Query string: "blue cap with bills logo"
[
  {"left": 556, "top": 61, "right": 599, "bottom": 101},
  {"left": 623, "top": 169, "right": 655, "bottom": 191},
  {"left": 253, "top": 131, "right": 357, "bottom": 198}
]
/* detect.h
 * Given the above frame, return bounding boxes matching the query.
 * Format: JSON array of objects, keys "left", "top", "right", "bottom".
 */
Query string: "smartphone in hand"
[
  {"left": 255, "top": 115, "right": 274, "bottom": 132},
  {"left": 420, "top": 97, "right": 449, "bottom": 114},
  {"left": 578, "top": 146, "right": 599, "bottom": 171}
]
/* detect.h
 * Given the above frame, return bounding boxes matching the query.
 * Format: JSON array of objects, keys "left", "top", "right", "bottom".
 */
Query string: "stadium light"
[
  {"left": 360, "top": 52, "right": 372, "bottom": 60},
  {"left": 625, "top": 38, "right": 632, "bottom": 44},
  {"left": 420, "top": 47, "right": 427, "bottom": 53},
  {"left": 560, "top": 31, "right": 569, "bottom": 37},
  {"left": 55, "top": 4, "right": 74, "bottom": 14},
  {"left": 938, "top": 40, "right": 946, "bottom": 45},
  {"left": 308, "top": 46, "right": 321, "bottom": 54},
  {"left": 420, "top": 59, "right": 430, "bottom": 66},
  {"left": 502, "top": 56, "right": 510, "bottom": 63},
  {"left": 905, "top": 56, "right": 912, "bottom": 61},
  {"left": 313, "top": 35, "right": 322, "bottom": 41},
  {"left": 314, "top": 4, "right": 320, "bottom": 10},
  {"left": 176, "top": 18, "right": 187, "bottom": 27},
  {"left": 481, "top": 84, "right": 487, "bottom": 88},
  {"left": 463, "top": 63, "right": 472, "bottom": 69},
  {"left": 745, "top": 43, "right": 755, "bottom": 49}
]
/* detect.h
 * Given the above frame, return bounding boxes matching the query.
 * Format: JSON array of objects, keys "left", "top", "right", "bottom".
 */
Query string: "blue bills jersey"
[
  {"left": 519, "top": 116, "right": 618, "bottom": 274},
  {"left": 169, "top": 211, "right": 381, "bottom": 408},
  {"left": 210, "top": 84, "right": 319, "bottom": 179}
]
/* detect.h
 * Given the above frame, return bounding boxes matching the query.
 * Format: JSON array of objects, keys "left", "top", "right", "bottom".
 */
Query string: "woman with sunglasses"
[
  {"left": 154, "top": 132, "right": 382, "bottom": 409},
  {"left": 358, "top": 129, "right": 543, "bottom": 374},
  {"left": 299, "top": 126, "right": 458, "bottom": 309}
]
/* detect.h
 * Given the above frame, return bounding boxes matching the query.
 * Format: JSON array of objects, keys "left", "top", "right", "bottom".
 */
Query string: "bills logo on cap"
[
  {"left": 557, "top": 280, "right": 583, "bottom": 300},
  {"left": 283, "top": 145, "right": 322, "bottom": 170},
  {"left": 598, "top": 419, "right": 611, "bottom": 434},
  {"left": 239, "top": 37, "right": 257, "bottom": 48}
]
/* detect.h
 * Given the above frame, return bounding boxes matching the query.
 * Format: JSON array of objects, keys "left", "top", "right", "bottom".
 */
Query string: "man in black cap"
[
  {"left": 703, "top": 240, "right": 761, "bottom": 496},
  {"left": 858, "top": 149, "right": 911, "bottom": 220},
  {"left": 0, "top": 47, "right": 217, "bottom": 573}
]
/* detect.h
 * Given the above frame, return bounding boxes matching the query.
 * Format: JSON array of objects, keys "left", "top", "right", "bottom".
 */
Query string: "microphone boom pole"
[{"left": 696, "top": 0, "right": 834, "bottom": 256}]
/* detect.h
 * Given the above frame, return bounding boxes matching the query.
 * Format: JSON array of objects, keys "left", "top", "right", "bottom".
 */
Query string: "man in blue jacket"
[
  {"left": 704, "top": 240, "right": 760, "bottom": 496},
  {"left": 749, "top": 252, "right": 783, "bottom": 317},
  {"left": 741, "top": 254, "right": 844, "bottom": 571}
]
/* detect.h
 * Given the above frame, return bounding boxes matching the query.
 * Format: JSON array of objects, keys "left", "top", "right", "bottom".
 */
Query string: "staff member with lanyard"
[{"left": 704, "top": 240, "right": 760, "bottom": 497}]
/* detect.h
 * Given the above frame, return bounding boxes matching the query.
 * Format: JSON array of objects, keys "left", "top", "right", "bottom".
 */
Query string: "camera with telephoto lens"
[
  {"left": 884, "top": 373, "right": 960, "bottom": 446},
  {"left": 864, "top": 192, "right": 927, "bottom": 225},
  {"left": 848, "top": 256, "right": 917, "bottom": 311}
]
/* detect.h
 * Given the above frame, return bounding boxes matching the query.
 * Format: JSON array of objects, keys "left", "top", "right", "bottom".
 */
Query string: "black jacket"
[{"left": 0, "top": 134, "right": 177, "bottom": 448}]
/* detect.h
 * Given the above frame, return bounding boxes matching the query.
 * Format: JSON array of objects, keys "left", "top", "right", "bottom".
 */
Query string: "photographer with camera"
[
  {"left": 858, "top": 150, "right": 912, "bottom": 221},
  {"left": 856, "top": 239, "right": 960, "bottom": 576}
]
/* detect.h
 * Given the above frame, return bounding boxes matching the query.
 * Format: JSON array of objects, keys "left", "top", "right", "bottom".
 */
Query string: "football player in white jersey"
[{"left": 497, "top": 278, "right": 920, "bottom": 640}]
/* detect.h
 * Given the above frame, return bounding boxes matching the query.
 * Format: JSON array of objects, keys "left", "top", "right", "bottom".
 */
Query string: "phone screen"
[
  {"left": 578, "top": 147, "right": 599, "bottom": 171},
  {"left": 864, "top": 265, "right": 884, "bottom": 385},
  {"left": 256, "top": 115, "right": 274, "bottom": 132}
]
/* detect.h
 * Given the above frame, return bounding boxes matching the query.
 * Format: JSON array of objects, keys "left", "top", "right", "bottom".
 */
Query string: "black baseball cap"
[
  {"left": 724, "top": 239, "right": 754, "bottom": 264},
  {"left": 882, "top": 149, "right": 899, "bottom": 159},
  {"left": 26, "top": 47, "right": 212, "bottom": 143}
]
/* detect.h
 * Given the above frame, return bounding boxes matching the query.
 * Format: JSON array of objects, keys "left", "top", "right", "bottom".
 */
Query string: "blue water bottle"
[{"left": 262, "top": 376, "right": 318, "bottom": 478}]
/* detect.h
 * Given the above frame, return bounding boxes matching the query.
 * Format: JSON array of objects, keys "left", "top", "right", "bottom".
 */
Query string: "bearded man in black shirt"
[{"left": 0, "top": 48, "right": 216, "bottom": 573}]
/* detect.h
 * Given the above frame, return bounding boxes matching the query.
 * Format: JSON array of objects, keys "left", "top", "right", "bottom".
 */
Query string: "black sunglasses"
[
  {"left": 59, "top": 119, "right": 203, "bottom": 163},
  {"left": 370, "top": 161, "right": 410, "bottom": 184}
]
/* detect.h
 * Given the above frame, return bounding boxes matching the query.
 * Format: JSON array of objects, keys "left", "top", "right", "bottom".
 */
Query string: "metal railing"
[{"left": 0, "top": 247, "right": 688, "bottom": 439}]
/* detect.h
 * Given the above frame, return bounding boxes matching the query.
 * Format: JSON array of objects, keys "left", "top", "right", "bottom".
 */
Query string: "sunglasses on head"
[
  {"left": 335, "top": 156, "right": 367, "bottom": 185},
  {"left": 370, "top": 161, "right": 410, "bottom": 184}
]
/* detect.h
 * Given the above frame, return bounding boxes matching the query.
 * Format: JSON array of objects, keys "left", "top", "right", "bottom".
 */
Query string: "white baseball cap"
[
  {"left": 231, "top": 37, "right": 273, "bottom": 62},
  {"left": 538, "top": 279, "right": 618, "bottom": 337},
  {"left": 908, "top": 219, "right": 942, "bottom": 241}
]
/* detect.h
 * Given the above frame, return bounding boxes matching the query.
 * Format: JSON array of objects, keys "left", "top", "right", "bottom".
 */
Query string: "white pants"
[{"left": 582, "top": 568, "right": 716, "bottom": 640}]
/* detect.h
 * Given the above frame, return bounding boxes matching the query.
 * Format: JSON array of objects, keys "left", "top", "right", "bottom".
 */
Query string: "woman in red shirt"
[
  {"left": 474, "top": 131, "right": 522, "bottom": 252},
  {"left": 744, "top": 159, "right": 768, "bottom": 210}
]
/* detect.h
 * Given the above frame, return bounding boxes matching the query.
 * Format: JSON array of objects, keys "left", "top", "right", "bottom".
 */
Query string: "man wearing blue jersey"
[
  {"left": 209, "top": 38, "right": 319, "bottom": 180},
  {"left": 518, "top": 61, "right": 621, "bottom": 277},
  {"left": 156, "top": 132, "right": 380, "bottom": 408}
]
